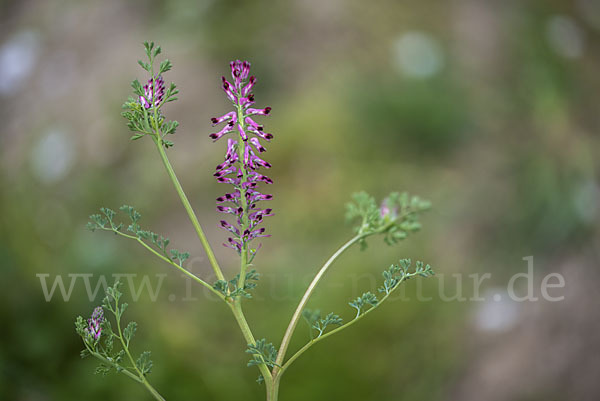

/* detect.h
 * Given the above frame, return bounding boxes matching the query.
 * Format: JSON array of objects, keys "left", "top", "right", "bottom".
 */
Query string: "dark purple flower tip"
[
  {"left": 228, "top": 237, "right": 239, "bottom": 245},
  {"left": 86, "top": 306, "right": 104, "bottom": 341},
  {"left": 256, "top": 175, "right": 273, "bottom": 184},
  {"left": 249, "top": 76, "right": 256, "bottom": 84},
  {"left": 211, "top": 117, "right": 218, "bottom": 124},
  {"left": 237, "top": 124, "right": 248, "bottom": 141},
  {"left": 264, "top": 107, "right": 271, "bottom": 114}
]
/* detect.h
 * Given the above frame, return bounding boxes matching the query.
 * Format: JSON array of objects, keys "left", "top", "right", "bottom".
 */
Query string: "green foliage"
[
  {"left": 345, "top": 192, "right": 379, "bottom": 235},
  {"left": 380, "top": 264, "right": 403, "bottom": 295},
  {"left": 123, "top": 322, "right": 137, "bottom": 346},
  {"left": 345, "top": 191, "right": 431, "bottom": 249},
  {"left": 347, "top": 259, "right": 434, "bottom": 319},
  {"left": 136, "top": 351, "right": 153, "bottom": 376},
  {"left": 302, "top": 308, "right": 321, "bottom": 339},
  {"left": 246, "top": 339, "right": 279, "bottom": 369},
  {"left": 313, "top": 313, "right": 343, "bottom": 338},
  {"left": 302, "top": 309, "right": 343, "bottom": 339},
  {"left": 213, "top": 269, "right": 260, "bottom": 299},
  {"left": 349, "top": 292, "right": 379, "bottom": 317},
  {"left": 378, "top": 259, "right": 433, "bottom": 295},
  {"left": 87, "top": 205, "right": 191, "bottom": 270}
]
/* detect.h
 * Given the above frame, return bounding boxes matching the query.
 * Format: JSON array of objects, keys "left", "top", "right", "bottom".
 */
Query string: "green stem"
[
  {"left": 154, "top": 139, "right": 226, "bottom": 282},
  {"left": 147, "top": 56, "right": 224, "bottom": 283},
  {"left": 86, "top": 347, "right": 142, "bottom": 383},
  {"left": 99, "top": 227, "right": 225, "bottom": 300},
  {"left": 278, "top": 274, "right": 410, "bottom": 377},
  {"left": 273, "top": 234, "right": 364, "bottom": 375},
  {"left": 115, "top": 297, "right": 166, "bottom": 401},
  {"left": 229, "top": 301, "right": 274, "bottom": 388},
  {"left": 268, "top": 376, "right": 280, "bottom": 401}
]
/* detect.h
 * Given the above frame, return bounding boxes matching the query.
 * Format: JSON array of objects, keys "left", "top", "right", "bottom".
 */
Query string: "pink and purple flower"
[{"left": 210, "top": 60, "right": 273, "bottom": 254}]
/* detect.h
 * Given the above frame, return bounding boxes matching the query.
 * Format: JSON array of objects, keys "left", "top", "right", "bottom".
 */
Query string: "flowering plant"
[{"left": 76, "top": 42, "right": 434, "bottom": 401}]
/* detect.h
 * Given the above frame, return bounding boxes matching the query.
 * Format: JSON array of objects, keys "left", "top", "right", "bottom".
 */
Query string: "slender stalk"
[
  {"left": 273, "top": 234, "right": 364, "bottom": 375},
  {"left": 115, "top": 295, "right": 166, "bottom": 401},
  {"left": 86, "top": 347, "right": 142, "bottom": 383},
  {"left": 98, "top": 227, "right": 225, "bottom": 300},
  {"left": 147, "top": 58, "right": 225, "bottom": 283},
  {"left": 153, "top": 139, "right": 225, "bottom": 282},
  {"left": 277, "top": 274, "right": 408, "bottom": 377}
]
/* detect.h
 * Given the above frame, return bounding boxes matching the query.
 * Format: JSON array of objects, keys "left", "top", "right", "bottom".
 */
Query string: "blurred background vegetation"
[{"left": 1, "top": 0, "right": 599, "bottom": 400}]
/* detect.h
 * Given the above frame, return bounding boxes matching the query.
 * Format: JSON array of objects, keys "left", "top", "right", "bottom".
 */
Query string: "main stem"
[
  {"left": 229, "top": 300, "right": 274, "bottom": 388},
  {"left": 154, "top": 139, "right": 225, "bottom": 282}
]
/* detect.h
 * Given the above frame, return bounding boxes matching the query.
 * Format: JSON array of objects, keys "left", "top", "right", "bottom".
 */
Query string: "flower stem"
[
  {"left": 154, "top": 138, "right": 226, "bottom": 282},
  {"left": 235, "top": 101, "right": 250, "bottom": 289}
]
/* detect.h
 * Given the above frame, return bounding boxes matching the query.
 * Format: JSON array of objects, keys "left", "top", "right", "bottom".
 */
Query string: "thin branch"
[
  {"left": 278, "top": 272, "right": 414, "bottom": 376},
  {"left": 97, "top": 227, "right": 225, "bottom": 300}
]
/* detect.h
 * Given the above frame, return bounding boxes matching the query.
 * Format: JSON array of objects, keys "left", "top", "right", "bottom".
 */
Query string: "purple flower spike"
[
  {"left": 140, "top": 75, "right": 165, "bottom": 109},
  {"left": 86, "top": 306, "right": 104, "bottom": 341},
  {"left": 211, "top": 60, "right": 273, "bottom": 255}
]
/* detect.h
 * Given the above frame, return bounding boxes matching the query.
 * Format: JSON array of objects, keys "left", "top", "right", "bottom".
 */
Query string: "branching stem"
[
  {"left": 97, "top": 227, "right": 224, "bottom": 300},
  {"left": 272, "top": 234, "right": 364, "bottom": 375},
  {"left": 278, "top": 273, "right": 411, "bottom": 377}
]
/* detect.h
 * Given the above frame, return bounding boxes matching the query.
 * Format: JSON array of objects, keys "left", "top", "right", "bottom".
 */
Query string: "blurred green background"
[{"left": 1, "top": 0, "right": 599, "bottom": 400}]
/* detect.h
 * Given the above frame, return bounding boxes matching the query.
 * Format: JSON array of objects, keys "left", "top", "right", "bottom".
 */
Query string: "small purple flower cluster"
[
  {"left": 140, "top": 75, "right": 165, "bottom": 109},
  {"left": 211, "top": 60, "right": 274, "bottom": 254},
  {"left": 86, "top": 306, "right": 104, "bottom": 341},
  {"left": 380, "top": 198, "right": 397, "bottom": 220}
]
